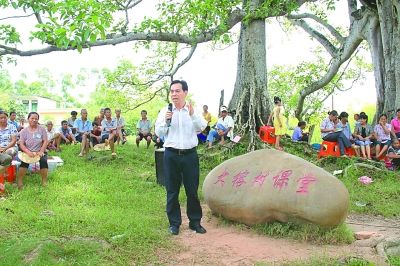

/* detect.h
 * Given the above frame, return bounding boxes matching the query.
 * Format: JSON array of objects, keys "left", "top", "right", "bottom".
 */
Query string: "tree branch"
[
  {"left": 294, "top": 9, "right": 377, "bottom": 120},
  {"left": 0, "top": 13, "right": 35, "bottom": 21},
  {"left": 288, "top": 13, "right": 345, "bottom": 44},
  {"left": 347, "top": 0, "right": 358, "bottom": 24},
  {"left": 34, "top": 11, "right": 43, "bottom": 24},
  {"left": 0, "top": 8, "right": 245, "bottom": 57},
  {"left": 289, "top": 18, "right": 338, "bottom": 56},
  {"left": 127, "top": 0, "right": 143, "bottom": 9}
]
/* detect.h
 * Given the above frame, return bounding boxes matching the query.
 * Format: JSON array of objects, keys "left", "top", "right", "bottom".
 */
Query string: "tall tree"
[
  {"left": 0, "top": 0, "right": 313, "bottom": 149},
  {"left": 288, "top": 0, "right": 399, "bottom": 122},
  {"left": 2, "top": 0, "right": 397, "bottom": 146}
]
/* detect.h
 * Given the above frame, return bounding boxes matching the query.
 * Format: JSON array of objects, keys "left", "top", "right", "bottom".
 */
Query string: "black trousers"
[
  {"left": 20, "top": 154, "right": 48, "bottom": 169},
  {"left": 163, "top": 148, "right": 202, "bottom": 228}
]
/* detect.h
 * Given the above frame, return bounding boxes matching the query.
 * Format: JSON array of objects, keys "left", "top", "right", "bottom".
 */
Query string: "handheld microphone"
[{"left": 166, "top": 103, "right": 173, "bottom": 127}]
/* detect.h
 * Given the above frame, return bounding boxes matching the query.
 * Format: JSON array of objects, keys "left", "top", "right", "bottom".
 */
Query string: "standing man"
[
  {"left": 155, "top": 80, "right": 207, "bottom": 235},
  {"left": 136, "top": 110, "right": 152, "bottom": 148},
  {"left": 74, "top": 109, "right": 93, "bottom": 157}
]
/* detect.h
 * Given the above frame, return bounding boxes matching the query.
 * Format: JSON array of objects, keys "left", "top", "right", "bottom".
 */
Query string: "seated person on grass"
[
  {"left": 391, "top": 108, "right": 400, "bottom": 139},
  {"left": 152, "top": 133, "right": 164, "bottom": 149},
  {"left": 373, "top": 114, "right": 395, "bottom": 160},
  {"left": 74, "top": 109, "right": 93, "bottom": 157},
  {"left": 0, "top": 110, "right": 18, "bottom": 166},
  {"left": 93, "top": 108, "right": 105, "bottom": 129},
  {"left": 115, "top": 109, "right": 127, "bottom": 145},
  {"left": 45, "top": 121, "right": 61, "bottom": 152},
  {"left": 206, "top": 106, "right": 234, "bottom": 148},
  {"left": 292, "top": 121, "right": 309, "bottom": 142},
  {"left": 101, "top": 108, "right": 117, "bottom": 157},
  {"left": 136, "top": 110, "right": 152, "bottom": 148},
  {"left": 354, "top": 114, "right": 373, "bottom": 160},
  {"left": 8, "top": 111, "right": 22, "bottom": 131},
  {"left": 90, "top": 122, "right": 102, "bottom": 148},
  {"left": 320, "top": 110, "right": 355, "bottom": 157},
  {"left": 58, "top": 120, "right": 76, "bottom": 146},
  {"left": 387, "top": 139, "right": 400, "bottom": 170},
  {"left": 67, "top": 110, "right": 78, "bottom": 134}
]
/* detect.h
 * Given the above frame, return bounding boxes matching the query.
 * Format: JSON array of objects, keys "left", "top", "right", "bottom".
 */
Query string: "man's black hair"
[
  {"left": 9, "top": 111, "right": 16, "bottom": 116},
  {"left": 298, "top": 121, "right": 306, "bottom": 127},
  {"left": 170, "top": 80, "right": 188, "bottom": 91},
  {"left": 71, "top": 111, "right": 78, "bottom": 116},
  {"left": 61, "top": 120, "right": 68, "bottom": 125}
]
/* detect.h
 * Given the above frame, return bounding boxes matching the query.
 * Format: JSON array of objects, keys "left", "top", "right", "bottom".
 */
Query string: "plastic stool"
[
  {"left": 0, "top": 170, "right": 4, "bottom": 194},
  {"left": 345, "top": 147, "right": 356, "bottom": 157},
  {"left": 318, "top": 141, "right": 340, "bottom": 158},
  {"left": 259, "top": 126, "right": 276, "bottom": 144},
  {"left": 5, "top": 165, "right": 16, "bottom": 183}
]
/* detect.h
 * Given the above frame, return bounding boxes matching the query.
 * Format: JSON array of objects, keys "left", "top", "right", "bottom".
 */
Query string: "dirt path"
[{"left": 163, "top": 207, "right": 399, "bottom": 265}]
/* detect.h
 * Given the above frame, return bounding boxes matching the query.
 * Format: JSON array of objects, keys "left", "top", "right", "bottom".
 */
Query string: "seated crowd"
[
  {"left": 4, "top": 103, "right": 398, "bottom": 191},
  {"left": 317, "top": 109, "right": 400, "bottom": 169},
  {"left": 0, "top": 104, "right": 237, "bottom": 189}
]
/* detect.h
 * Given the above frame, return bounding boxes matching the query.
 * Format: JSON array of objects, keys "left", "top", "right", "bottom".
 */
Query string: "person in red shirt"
[{"left": 90, "top": 122, "right": 102, "bottom": 148}]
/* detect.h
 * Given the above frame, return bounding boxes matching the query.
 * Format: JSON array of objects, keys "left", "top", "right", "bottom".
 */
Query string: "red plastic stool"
[
  {"left": 345, "top": 147, "right": 356, "bottom": 157},
  {"left": 0, "top": 170, "right": 5, "bottom": 194},
  {"left": 318, "top": 141, "right": 340, "bottom": 158},
  {"left": 259, "top": 126, "right": 276, "bottom": 144},
  {"left": 5, "top": 165, "right": 16, "bottom": 183}
]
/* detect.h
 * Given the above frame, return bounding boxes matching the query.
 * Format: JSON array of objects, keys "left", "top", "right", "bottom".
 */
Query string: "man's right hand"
[{"left": 165, "top": 111, "right": 172, "bottom": 123}]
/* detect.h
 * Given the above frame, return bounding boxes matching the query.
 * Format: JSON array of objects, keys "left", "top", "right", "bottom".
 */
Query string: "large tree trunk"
[
  {"left": 371, "top": 1, "right": 400, "bottom": 120},
  {"left": 228, "top": 0, "right": 271, "bottom": 150}
]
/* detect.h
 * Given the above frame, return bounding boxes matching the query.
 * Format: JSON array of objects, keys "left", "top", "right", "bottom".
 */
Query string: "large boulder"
[{"left": 203, "top": 149, "right": 349, "bottom": 227}]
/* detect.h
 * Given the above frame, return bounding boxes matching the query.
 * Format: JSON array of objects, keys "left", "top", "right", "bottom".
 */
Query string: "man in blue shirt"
[
  {"left": 292, "top": 121, "right": 309, "bottom": 142},
  {"left": 74, "top": 109, "right": 93, "bottom": 157}
]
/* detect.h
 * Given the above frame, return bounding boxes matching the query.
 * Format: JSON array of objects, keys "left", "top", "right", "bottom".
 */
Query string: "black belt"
[{"left": 166, "top": 147, "right": 196, "bottom": 155}]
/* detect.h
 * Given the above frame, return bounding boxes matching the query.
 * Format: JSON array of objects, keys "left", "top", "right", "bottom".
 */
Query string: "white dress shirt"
[
  {"left": 155, "top": 104, "right": 207, "bottom": 149},
  {"left": 217, "top": 115, "right": 234, "bottom": 139}
]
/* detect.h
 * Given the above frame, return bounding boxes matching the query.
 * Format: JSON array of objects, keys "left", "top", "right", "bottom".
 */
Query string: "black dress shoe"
[
  {"left": 189, "top": 224, "right": 207, "bottom": 234},
  {"left": 168, "top": 226, "right": 179, "bottom": 235}
]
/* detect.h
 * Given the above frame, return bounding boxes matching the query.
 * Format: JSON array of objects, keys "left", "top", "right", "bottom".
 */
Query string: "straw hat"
[
  {"left": 18, "top": 151, "right": 40, "bottom": 164},
  {"left": 93, "top": 143, "right": 111, "bottom": 152}
]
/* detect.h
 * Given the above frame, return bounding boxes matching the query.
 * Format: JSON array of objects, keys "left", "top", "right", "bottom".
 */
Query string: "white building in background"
[{"left": 18, "top": 95, "right": 77, "bottom": 126}]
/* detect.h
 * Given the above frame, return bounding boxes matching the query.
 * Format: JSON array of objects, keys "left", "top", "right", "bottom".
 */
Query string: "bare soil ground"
[{"left": 161, "top": 207, "right": 400, "bottom": 265}]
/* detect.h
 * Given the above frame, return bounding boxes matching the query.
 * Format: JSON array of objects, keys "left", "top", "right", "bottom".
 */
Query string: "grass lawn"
[
  {"left": 0, "top": 140, "right": 173, "bottom": 265},
  {"left": 0, "top": 137, "right": 399, "bottom": 265}
]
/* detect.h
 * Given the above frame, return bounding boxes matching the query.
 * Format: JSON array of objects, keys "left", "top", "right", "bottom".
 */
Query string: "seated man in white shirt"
[
  {"left": 45, "top": 121, "right": 61, "bottom": 152},
  {"left": 206, "top": 106, "right": 234, "bottom": 148}
]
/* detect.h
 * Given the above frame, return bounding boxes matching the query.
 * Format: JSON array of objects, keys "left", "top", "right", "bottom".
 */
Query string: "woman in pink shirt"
[
  {"left": 391, "top": 108, "right": 400, "bottom": 138},
  {"left": 374, "top": 114, "right": 395, "bottom": 159}
]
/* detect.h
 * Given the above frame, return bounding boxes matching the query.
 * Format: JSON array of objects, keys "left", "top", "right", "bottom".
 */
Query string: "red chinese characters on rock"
[
  {"left": 214, "top": 169, "right": 229, "bottom": 186},
  {"left": 252, "top": 172, "right": 269, "bottom": 187},
  {"left": 296, "top": 174, "right": 317, "bottom": 194},
  {"left": 232, "top": 170, "right": 249, "bottom": 188},
  {"left": 272, "top": 170, "right": 292, "bottom": 190}
]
